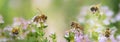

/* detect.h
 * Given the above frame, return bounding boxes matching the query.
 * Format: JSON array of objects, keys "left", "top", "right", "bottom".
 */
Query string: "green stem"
[
  {"left": 70, "top": 39, "right": 74, "bottom": 42},
  {"left": 53, "top": 39, "right": 56, "bottom": 42}
]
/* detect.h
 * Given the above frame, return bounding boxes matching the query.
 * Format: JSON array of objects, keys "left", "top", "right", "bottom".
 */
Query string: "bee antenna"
[{"left": 37, "top": 8, "right": 43, "bottom": 14}]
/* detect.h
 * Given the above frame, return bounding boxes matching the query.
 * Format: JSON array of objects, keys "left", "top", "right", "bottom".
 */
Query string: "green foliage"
[
  {"left": 49, "top": 33, "right": 57, "bottom": 42},
  {"left": 64, "top": 32, "right": 75, "bottom": 42}
]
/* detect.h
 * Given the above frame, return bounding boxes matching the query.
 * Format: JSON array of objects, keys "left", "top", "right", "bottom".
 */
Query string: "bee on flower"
[
  {"left": 32, "top": 9, "right": 48, "bottom": 28},
  {"left": 71, "top": 22, "right": 83, "bottom": 31},
  {"left": 33, "top": 14, "right": 47, "bottom": 23},
  {"left": 90, "top": 4, "right": 100, "bottom": 14},
  {"left": 104, "top": 28, "right": 111, "bottom": 38},
  {"left": 12, "top": 27, "right": 19, "bottom": 35},
  {"left": 32, "top": 14, "right": 48, "bottom": 28},
  {"left": 65, "top": 22, "right": 90, "bottom": 42},
  {"left": 98, "top": 28, "right": 117, "bottom": 42}
]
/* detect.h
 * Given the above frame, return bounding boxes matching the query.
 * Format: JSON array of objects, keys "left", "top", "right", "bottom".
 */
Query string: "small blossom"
[
  {"left": 74, "top": 31, "right": 90, "bottom": 42},
  {"left": 100, "top": 6, "right": 113, "bottom": 17},
  {"left": 0, "top": 38, "right": 8, "bottom": 42},
  {"left": 100, "top": 6, "right": 114, "bottom": 25},
  {"left": 0, "top": 15, "right": 4, "bottom": 24},
  {"left": 98, "top": 33, "right": 107, "bottom": 42},
  {"left": 49, "top": 33, "right": 57, "bottom": 42},
  {"left": 103, "top": 19, "right": 110, "bottom": 25},
  {"left": 116, "top": 35, "right": 120, "bottom": 41},
  {"left": 78, "top": 6, "right": 89, "bottom": 23},
  {"left": 13, "top": 17, "right": 29, "bottom": 30},
  {"left": 3, "top": 26, "right": 13, "bottom": 32},
  {"left": 115, "top": 12, "right": 120, "bottom": 21}
]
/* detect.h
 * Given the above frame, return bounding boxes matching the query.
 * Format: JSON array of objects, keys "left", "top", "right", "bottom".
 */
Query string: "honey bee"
[
  {"left": 71, "top": 22, "right": 83, "bottom": 31},
  {"left": 12, "top": 27, "right": 19, "bottom": 35},
  {"left": 33, "top": 14, "right": 47, "bottom": 23},
  {"left": 105, "top": 28, "right": 111, "bottom": 38},
  {"left": 90, "top": 4, "right": 100, "bottom": 14}
]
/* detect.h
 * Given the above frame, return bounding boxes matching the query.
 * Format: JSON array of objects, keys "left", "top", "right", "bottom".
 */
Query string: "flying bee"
[
  {"left": 71, "top": 22, "right": 83, "bottom": 31},
  {"left": 12, "top": 27, "right": 19, "bottom": 35},
  {"left": 90, "top": 4, "right": 100, "bottom": 14},
  {"left": 105, "top": 28, "right": 111, "bottom": 38},
  {"left": 33, "top": 14, "right": 47, "bottom": 23}
]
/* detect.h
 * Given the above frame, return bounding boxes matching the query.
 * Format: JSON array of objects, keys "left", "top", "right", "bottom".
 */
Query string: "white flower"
[
  {"left": 0, "top": 15, "right": 4, "bottom": 23},
  {"left": 0, "top": 38, "right": 8, "bottom": 42},
  {"left": 115, "top": 12, "right": 120, "bottom": 21},
  {"left": 103, "top": 19, "right": 110, "bottom": 25},
  {"left": 95, "top": 27, "right": 103, "bottom": 33},
  {"left": 79, "top": 6, "right": 89, "bottom": 16},
  {"left": 100, "top": 6, "right": 114, "bottom": 25},
  {"left": 87, "top": 19, "right": 95, "bottom": 26},
  {"left": 31, "top": 29, "right": 36, "bottom": 32},
  {"left": 116, "top": 35, "right": 120, "bottom": 41},
  {"left": 110, "top": 18, "right": 117, "bottom": 23},
  {"left": 3, "top": 26, "right": 12, "bottom": 32},
  {"left": 13, "top": 17, "right": 29, "bottom": 30},
  {"left": 64, "top": 31, "right": 69, "bottom": 38},
  {"left": 78, "top": 6, "right": 89, "bottom": 23},
  {"left": 100, "top": 6, "right": 113, "bottom": 17},
  {"left": 98, "top": 34, "right": 107, "bottom": 42}
]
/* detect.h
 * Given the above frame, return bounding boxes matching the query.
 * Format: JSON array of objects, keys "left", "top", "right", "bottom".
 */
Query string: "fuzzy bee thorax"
[{"left": 90, "top": 4, "right": 100, "bottom": 14}]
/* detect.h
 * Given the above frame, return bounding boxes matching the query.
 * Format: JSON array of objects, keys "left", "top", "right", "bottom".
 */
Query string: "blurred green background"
[{"left": 0, "top": 0, "right": 119, "bottom": 41}]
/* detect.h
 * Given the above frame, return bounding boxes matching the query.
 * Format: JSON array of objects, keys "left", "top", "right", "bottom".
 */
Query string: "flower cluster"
[
  {"left": 0, "top": 10, "right": 57, "bottom": 42},
  {"left": 0, "top": 4, "right": 120, "bottom": 42},
  {"left": 64, "top": 4, "right": 120, "bottom": 42},
  {"left": 64, "top": 22, "right": 90, "bottom": 42}
]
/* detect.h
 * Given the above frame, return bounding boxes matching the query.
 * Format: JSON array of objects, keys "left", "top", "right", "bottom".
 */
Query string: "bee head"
[
  {"left": 41, "top": 14, "right": 47, "bottom": 22},
  {"left": 71, "top": 22, "right": 77, "bottom": 28},
  {"left": 41, "top": 14, "right": 47, "bottom": 20}
]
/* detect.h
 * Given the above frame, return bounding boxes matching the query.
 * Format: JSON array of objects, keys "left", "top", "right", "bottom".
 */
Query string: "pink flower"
[
  {"left": 74, "top": 31, "right": 90, "bottom": 42},
  {"left": 65, "top": 28, "right": 90, "bottom": 42},
  {"left": 13, "top": 17, "right": 29, "bottom": 30}
]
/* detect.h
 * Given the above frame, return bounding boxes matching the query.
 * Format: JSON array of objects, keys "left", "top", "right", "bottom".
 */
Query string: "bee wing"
[{"left": 95, "top": 3, "right": 101, "bottom": 8}]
